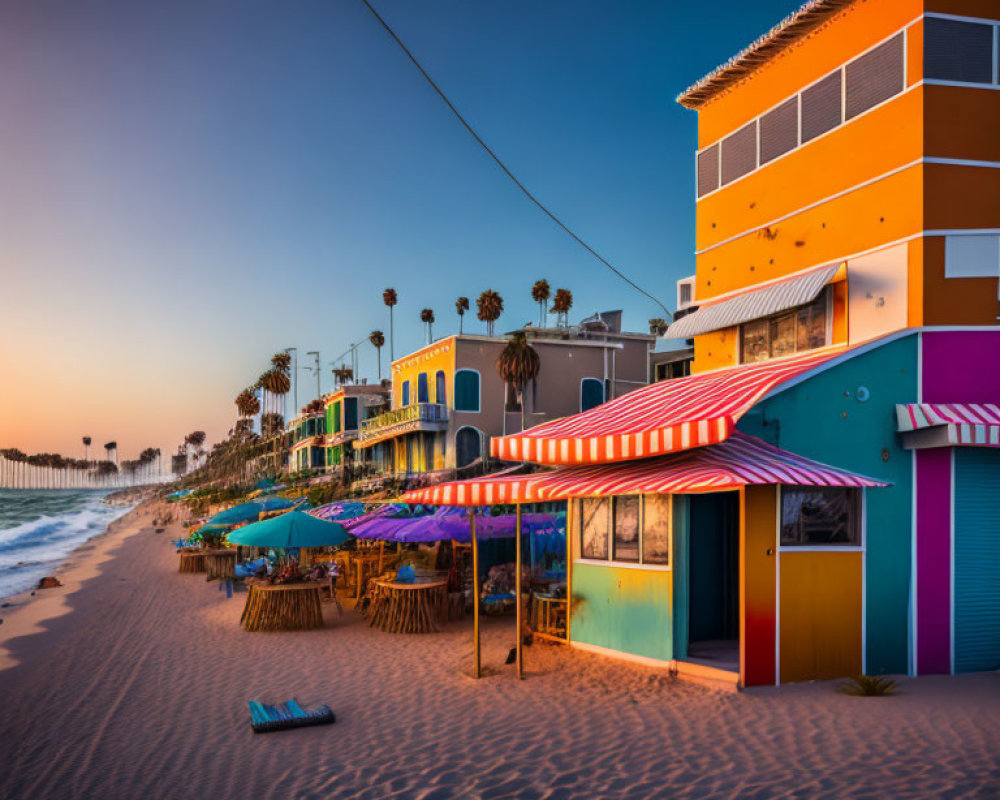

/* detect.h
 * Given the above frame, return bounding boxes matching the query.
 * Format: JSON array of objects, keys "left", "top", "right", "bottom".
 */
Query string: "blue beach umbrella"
[
  {"left": 226, "top": 510, "right": 351, "bottom": 549},
  {"left": 209, "top": 497, "right": 296, "bottom": 525}
]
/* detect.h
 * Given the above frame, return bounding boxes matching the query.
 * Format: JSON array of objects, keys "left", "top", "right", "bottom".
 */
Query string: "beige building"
[{"left": 353, "top": 312, "right": 655, "bottom": 480}]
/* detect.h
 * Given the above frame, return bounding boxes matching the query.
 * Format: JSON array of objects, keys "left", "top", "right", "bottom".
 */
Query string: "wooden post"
[
  {"left": 471, "top": 510, "right": 480, "bottom": 679},
  {"left": 378, "top": 540, "right": 385, "bottom": 573},
  {"left": 515, "top": 503, "right": 523, "bottom": 680}
]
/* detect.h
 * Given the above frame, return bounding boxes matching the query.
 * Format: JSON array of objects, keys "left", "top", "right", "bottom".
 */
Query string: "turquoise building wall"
[
  {"left": 738, "top": 334, "right": 917, "bottom": 675},
  {"left": 570, "top": 563, "right": 674, "bottom": 661}
]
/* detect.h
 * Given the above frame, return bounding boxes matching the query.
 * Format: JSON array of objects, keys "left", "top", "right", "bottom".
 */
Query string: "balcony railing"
[{"left": 358, "top": 403, "right": 449, "bottom": 445}]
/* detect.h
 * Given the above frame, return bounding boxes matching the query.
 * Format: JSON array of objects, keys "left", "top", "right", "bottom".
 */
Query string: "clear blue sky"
[{"left": 1, "top": 0, "right": 800, "bottom": 456}]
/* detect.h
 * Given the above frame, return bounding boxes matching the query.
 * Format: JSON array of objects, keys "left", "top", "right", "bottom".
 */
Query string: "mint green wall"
[
  {"left": 738, "top": 334, "right": 917, "bottom": 675},
  {"left": 570, "top": 563, "right": 674, "bottom": 662}
]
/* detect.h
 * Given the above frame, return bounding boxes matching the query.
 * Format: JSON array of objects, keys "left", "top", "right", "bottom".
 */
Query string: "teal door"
[{"left": 954, "top": 448, "right": 1000, "bottom": 673}]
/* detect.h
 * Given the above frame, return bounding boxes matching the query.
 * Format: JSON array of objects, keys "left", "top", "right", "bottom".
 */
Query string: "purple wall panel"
[
  {"left": 921, "top": 331, "right": 1000, "bottom": 402},
  {"left": 915, "top": 447, "right": 952, "bottom": 674}
]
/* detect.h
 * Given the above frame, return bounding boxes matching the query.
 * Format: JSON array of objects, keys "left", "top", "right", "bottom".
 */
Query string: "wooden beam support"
[
  {"left": 471, "top": 510, "right": 481, "bottom": 679},
  {"left": 516, "top": 503, "right": 523, "bottom": 680}
]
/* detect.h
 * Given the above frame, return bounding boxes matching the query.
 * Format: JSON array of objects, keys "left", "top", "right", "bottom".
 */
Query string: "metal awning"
[
  {"left": 896, "top": 403, "right": 1000, "bottom": 449},
  {"left": 402, "top": 431, "right": 887, "bottom": 505},
  {"left": 490, "top": 347, "right": 843, "bottom": 466},
  {"left": 664, "top": 263, "right": 841, "bottom": 339}
]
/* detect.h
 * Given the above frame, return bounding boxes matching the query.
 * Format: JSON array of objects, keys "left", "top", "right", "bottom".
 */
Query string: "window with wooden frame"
[
  {"left": 739, "top": 287, "right": 831, "bottom": 364},
  {"left": 575, "top": 495, "right": 671, "bottom": 567}
]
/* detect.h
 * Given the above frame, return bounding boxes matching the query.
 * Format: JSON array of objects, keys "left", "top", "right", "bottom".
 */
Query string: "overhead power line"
[{"left": 359, "top": 0, "right": 671, "bottom": 319}]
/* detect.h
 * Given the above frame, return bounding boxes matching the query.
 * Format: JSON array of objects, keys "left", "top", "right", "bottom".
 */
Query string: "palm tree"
[
  {"left": 369, "top": 330, "right": 385, "bottom": 380},
  {"left": 551, "top": 288, "right": 573, "bottom": 327},
  {"left": 332, "top": 365, "right": 353, "bottom": 387},
  {"left": 82, "top": 436, "right": 91, "bottom": 464},
  {"left": 271, "top": 351, "right": 291, "bottom": 374},
  {"left": 477, "top": 290, "right": 504, "bottom": 337},
  {"left": 531, "top": 279, "right": 551, "bottom": 327},
  {"left": 420, "top": 308, "right": 435, "bottom": 344},
  {"left": 270, "top": 353, "right": 292, "bottom": 418},
  {"left": 260, "top": 369, "right": 291, "bottom": 418},
  {"left": 236, "top": 388, "right": 260, "bottom": 418},
  {"left": 455, "top": 297, "right": 469, "bottom": 334},
  {"left": 496, "top": 332, "right": 540, "bottom": 433},
  {"left": 383, "top": 288, "right": 398, "bottom": 361},
  {"left": 103, "top": 441, "right": 117, "bottom": 465},
  {"left": 185, "top": 431, "right": 206, "bottom": 468}
]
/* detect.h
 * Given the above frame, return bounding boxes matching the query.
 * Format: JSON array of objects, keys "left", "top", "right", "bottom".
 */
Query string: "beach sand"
[{"left": 0, "top": 501, "right": 997, "bottom": 800}]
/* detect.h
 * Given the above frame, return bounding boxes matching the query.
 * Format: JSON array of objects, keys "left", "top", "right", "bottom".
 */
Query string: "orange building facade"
[{"left": 671, "top": 0, "right": 1000, "bottom": 372}]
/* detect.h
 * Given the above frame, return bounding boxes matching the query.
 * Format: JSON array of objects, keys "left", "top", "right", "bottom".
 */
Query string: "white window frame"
[{"left": 574, "top": 495, "right": 673, "bottom": 572}]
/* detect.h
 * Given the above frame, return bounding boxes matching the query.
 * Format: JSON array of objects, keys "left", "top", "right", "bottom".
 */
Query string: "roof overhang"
[{"left": 677, "top": 0, "right": 860, "bottom": 109}]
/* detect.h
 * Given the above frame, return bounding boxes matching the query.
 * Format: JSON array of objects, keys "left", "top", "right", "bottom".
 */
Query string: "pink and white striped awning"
[
  {"left": 490, "top": 347, "right": 843, "bottom": 466},
  {"left": 896, "top": 403, "right": 1000, "bottom": 447},
  {"left": 403, "top": 431, "right": 887, "bottom": 505}
]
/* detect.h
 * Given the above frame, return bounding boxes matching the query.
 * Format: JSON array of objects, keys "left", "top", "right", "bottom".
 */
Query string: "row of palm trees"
[{"left": 369, "top": 282, "right": 573, "bottom": 380}]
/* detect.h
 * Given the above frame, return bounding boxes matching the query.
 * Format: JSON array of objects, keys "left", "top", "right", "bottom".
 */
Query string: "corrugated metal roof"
[{"left": 664, "top": 263, "right": 840, "bottom": 339}]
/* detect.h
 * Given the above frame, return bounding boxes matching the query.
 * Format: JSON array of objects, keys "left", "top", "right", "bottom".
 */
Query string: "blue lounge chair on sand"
[{"left": 248, "top": 699, "right": 336, "bottom": 733}]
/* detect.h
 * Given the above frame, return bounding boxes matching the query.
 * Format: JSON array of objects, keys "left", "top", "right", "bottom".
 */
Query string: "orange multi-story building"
[{"left": 668, "top": 0, "right": 1000, "bottom": 370}]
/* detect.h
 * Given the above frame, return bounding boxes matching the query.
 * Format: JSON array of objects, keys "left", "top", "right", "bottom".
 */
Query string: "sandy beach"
[{"left": 0, "top": 501, "right": 997, "bottom": 800}]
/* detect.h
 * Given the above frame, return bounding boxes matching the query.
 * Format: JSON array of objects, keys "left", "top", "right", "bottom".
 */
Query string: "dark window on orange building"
[
  {"left": 845, "top": 33, "right": 904, "bottom": 119},
  {"left": 925, "top": 18, "right": 995, "bottom": 84},
  {"left": 697, "top": 143, "right": 719, "bottom": 197},
  {"left": 721, "top": 121, "right": 757, "bottom": 185},
  {"left": 801, "top": 71, "right": 842, "bottom": 142},
  {"left": 760, "top": 96, "right": 799, "bottom": 164}
]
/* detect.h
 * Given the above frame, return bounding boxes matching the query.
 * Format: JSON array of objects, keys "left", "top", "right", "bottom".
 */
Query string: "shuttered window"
[
  {"left": 721, "top": 121, "right": 757, "bottom": 185},
  {"left": 954, "top": 448, "right": 1000, "bottom": 673},
  {"left": 697, "top": 143, "right": 719, "bottom": 197},
  {"left": 925, "top": 18, "right": 995, "bottom": 84},
  {"left": 800, "top": 71, "right": 842, "bottom": 142},
  {"left": 759, "top": 96, "right": 798, "bottom": 164},
  {"left": 845, "top": 34, "right": 904, "bottom": 119}
]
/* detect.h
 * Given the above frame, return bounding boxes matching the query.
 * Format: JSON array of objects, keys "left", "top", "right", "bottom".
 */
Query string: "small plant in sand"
[{"left": 837, "top": 674, "right": 897, "bottom": 696}]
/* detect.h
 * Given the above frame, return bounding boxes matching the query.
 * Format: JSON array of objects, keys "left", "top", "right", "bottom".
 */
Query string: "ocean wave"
[{"left": 0, "top": 496, "right": 133, "bottom": 598}]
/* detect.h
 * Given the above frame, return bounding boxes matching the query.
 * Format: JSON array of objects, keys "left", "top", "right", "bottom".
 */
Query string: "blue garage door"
[{"left": 954, "top": 448, "right": 1000, "bottom": 673}]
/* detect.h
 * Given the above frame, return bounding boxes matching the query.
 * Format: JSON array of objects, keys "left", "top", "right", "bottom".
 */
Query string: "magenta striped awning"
[
  {"left": 896, "top": 403, "right": 1000, "bottom": 447},
  {"left": 490, "top": 347, "right": 843, "bottom": 466},
  {"left": 403, "top": 432, "right": 887, "bottom": 505}
]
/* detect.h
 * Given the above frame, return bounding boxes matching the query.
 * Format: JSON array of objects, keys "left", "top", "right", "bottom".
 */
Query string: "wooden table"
[
  {"left": 204, "top": 549, "right": 237, "bottom": 581},
  {"left": 366, "top": 579, "right": 447, "bottom": 634},
  {"left": 240, "top": 583, "right": 324, "bottom": 632},
  {"left": 178, "top": 551, "right": 206, "bottom": 573}
]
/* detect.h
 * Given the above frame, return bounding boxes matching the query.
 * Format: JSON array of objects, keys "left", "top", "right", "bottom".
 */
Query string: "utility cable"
[{"left": 359, "top": 0, "right": 671, "bottom": 319}]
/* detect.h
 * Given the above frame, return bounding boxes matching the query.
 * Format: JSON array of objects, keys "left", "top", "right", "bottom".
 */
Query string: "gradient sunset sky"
[{"left": 1, "top": 0, "right": 796, "bottom": 461}]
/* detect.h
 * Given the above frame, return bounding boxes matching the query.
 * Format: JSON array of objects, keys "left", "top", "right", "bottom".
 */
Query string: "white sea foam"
[{"left": 0, "top": 491, "right": 132, "bottom": 599}]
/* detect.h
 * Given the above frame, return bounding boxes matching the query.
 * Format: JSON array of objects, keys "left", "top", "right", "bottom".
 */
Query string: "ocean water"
[{"left": 0, "top": 489, "right": 133, "bottom": 599}]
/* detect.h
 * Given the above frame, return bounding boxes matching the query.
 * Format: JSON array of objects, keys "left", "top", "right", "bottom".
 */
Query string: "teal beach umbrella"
[
  {"left": 226, "top": 510, "right": 351, "bottom": 549},
  {"left": 210, "top": 497, "right": 296, "bottom": 525}
]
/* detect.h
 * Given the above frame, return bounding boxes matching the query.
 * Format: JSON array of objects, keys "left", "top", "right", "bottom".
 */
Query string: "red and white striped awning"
[
  {"left": 896, "top": 403, "right": 1000, "bottom": 447},
  {"left": 403, "top": 432, "right": 887, "bottom": 505},
  {"left": 490, "top": 347, "right": 843, "bottom": 466},
  {"left": 401, "top": 472, "right": 549, "bottom": 506}
]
